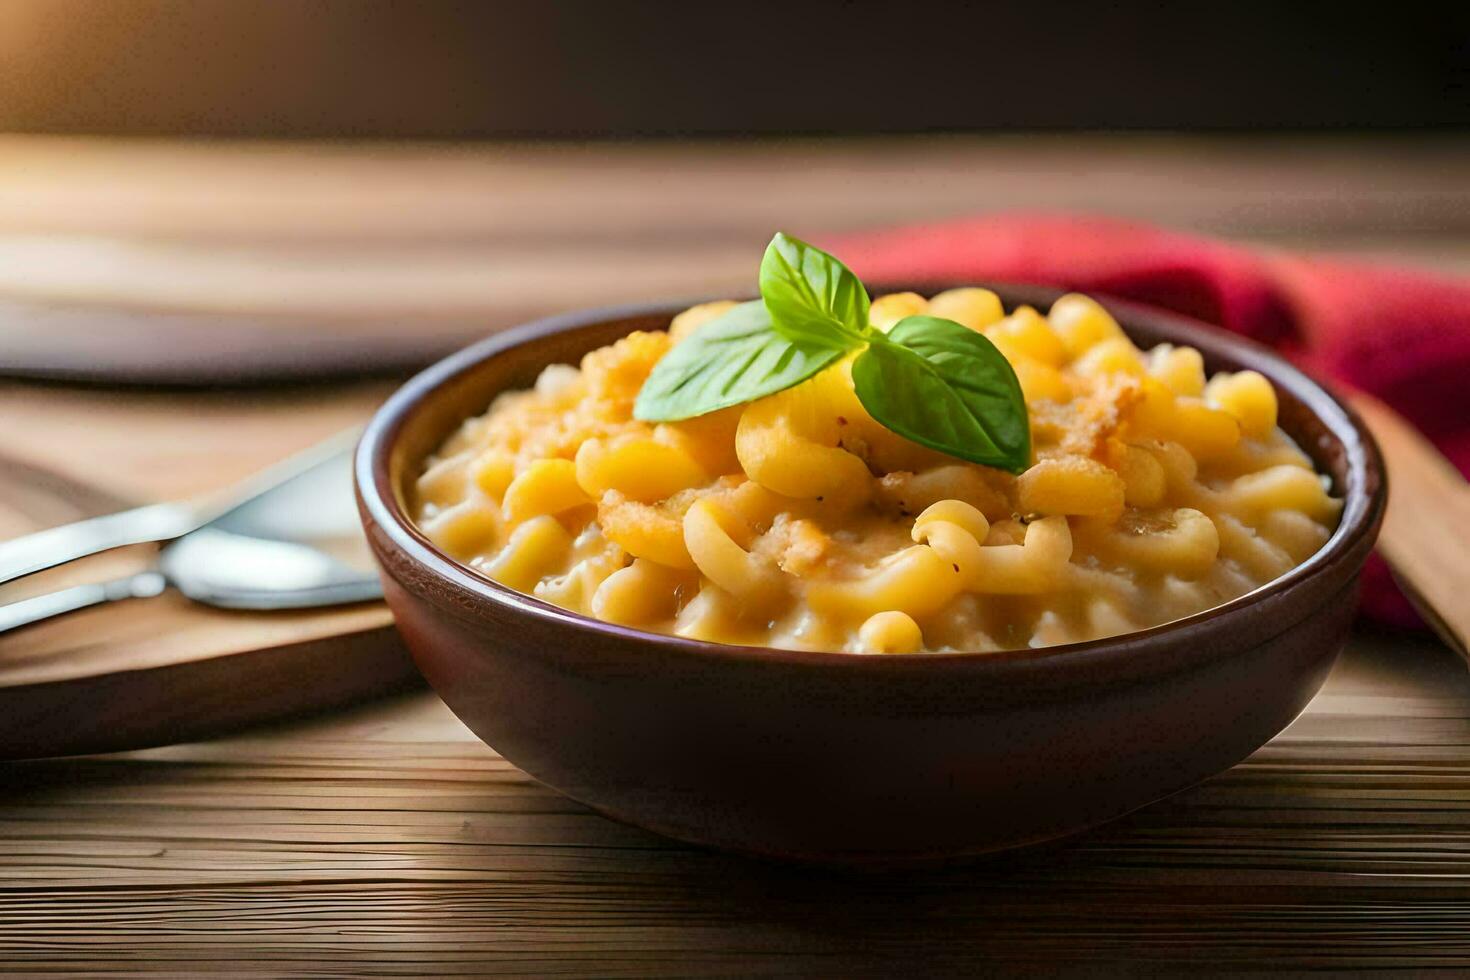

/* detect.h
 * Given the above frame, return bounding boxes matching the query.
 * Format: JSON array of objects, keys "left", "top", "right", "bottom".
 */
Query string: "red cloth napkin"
[{"left": 831, "top": 214, "right": 1470, "bottom": 626}]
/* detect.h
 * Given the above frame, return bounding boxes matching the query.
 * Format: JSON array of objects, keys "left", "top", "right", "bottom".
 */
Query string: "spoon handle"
[
  {"left": 0, "top": 428, "right": 361, "bottom": 591},
  {"left": 0, "top": 504, "right": 199, "bottom": 589},
  {"left": 1351, "top": 393, "right": 1470, "bottom": 663},
  {"left": 0, "top": 571, "right": 167, "bottom": 634}
]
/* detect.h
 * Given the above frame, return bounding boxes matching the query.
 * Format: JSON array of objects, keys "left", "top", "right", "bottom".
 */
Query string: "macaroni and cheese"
[{"left": 413, "top": 290, "right": 1341, "bottom": 653}]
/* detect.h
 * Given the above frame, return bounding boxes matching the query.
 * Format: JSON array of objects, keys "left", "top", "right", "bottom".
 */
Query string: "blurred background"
[
  {"left": 0, "top": 0, "right": 1465, "bottom": 385},
  {"left": 4, "top": 1, "right": 1468, "bottom": 137}
]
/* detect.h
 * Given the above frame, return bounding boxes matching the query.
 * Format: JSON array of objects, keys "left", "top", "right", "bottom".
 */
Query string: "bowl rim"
[{"left": 356, "top": 283, "right": 1386, "bottom": 673}]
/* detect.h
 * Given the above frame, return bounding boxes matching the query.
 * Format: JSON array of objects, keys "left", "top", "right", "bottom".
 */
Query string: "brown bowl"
[{"left": 356, "top": 285, "right": 1386, "bottom": 867}]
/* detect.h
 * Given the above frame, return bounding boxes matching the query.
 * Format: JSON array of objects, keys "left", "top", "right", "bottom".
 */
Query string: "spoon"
[{"left": 0, "top": 436, "right": 381, "bottom": 633}]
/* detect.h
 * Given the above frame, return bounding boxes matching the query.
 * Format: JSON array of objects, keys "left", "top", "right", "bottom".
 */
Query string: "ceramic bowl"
[{"left": 356, "top": 285, "right": 1386, "bottom": 866}]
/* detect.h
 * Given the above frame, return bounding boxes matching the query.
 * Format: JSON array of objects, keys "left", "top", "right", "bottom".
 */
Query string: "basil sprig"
[
  {"left": 758, "top": 232, "right": 870, "bottom": 348},
  {"left": 853, "top": 316, "right": 1029, "bottom": 467},
  {"left": 632, "top": 301, "right": 846, "bottom": 421},
  {"left": 634, "top": 232, "right": 1031, "bottom": 473}
]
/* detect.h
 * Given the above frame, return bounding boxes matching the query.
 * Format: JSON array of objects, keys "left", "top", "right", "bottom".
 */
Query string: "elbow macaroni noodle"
[{"left": 414, "top": 290, "right": 1342, "bottom": 654}]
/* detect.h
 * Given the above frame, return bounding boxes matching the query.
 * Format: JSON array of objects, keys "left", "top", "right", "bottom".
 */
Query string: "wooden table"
[
  {"left": 2, "top": 134, "right": 1468, "bottom": 973},
  {"left": 3, "top": 635, "right": 1468, "bottom": 973}
]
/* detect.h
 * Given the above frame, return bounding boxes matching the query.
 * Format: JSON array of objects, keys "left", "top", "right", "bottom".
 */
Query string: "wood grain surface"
[
  {"left": 0, "top": 380, "right": 417, "bottom": 758},
  {"left": 2, "top": 134, "right": 1469, "bottom": 972},
  {"left": 0, "top": 133, "right": 1467, "bottom": 381},
  {"left": 1, "top": 633, "right": 1466, "bottom": 974},
  {"left": 1353, "top": 394, "right": 1470, "bottom": 662}
]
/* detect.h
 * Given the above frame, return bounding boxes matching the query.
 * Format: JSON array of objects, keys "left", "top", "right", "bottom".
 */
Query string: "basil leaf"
[
  {"left": 759, "top": 232, "right": 870, "bottom": 348},
  {"left": 851, "top": 315, "right": 1031, "bottom": 473},
  {"left": 634, "top": 301, "right": 846, "bottom": 422}
]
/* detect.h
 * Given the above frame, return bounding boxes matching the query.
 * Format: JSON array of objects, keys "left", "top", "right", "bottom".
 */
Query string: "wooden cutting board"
[{"left": 0, "top": 379, "right": 420, "bottom": 759}]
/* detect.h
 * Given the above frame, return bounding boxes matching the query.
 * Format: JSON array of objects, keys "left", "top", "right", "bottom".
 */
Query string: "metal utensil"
[
  {"left": 0, "top": 428, "right": 364, "bottom": 588},
  {"left": 0, "top": 433, "right": 381, "bottom": 633}
]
